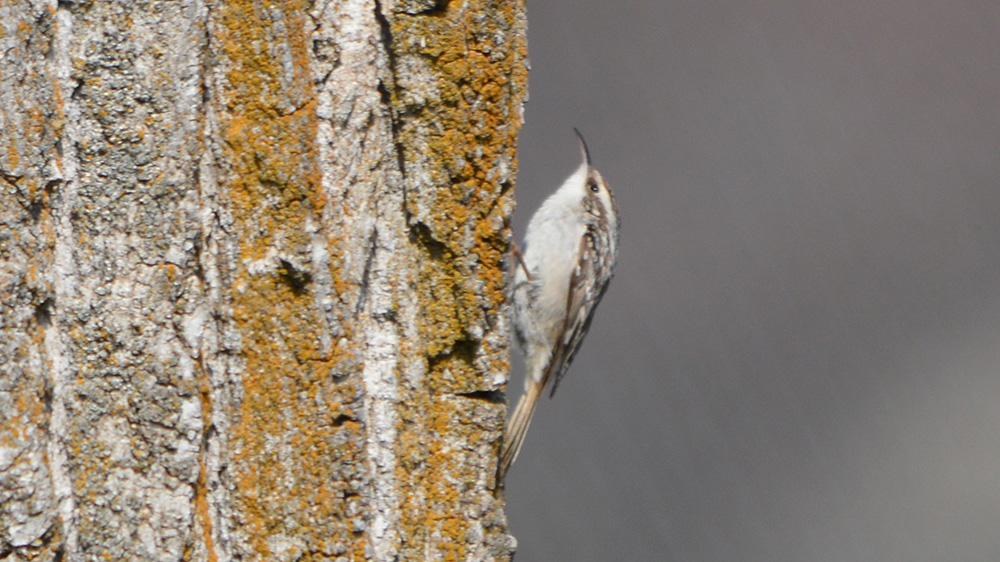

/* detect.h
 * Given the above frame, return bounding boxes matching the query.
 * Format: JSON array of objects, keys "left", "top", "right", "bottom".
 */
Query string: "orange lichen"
[
  {"left": 215, "top": 0, "right": 364, "bottom": 558},
  {"left": 195, "top": 358, "right": 218, "bottom": 562},
  {"left": 382, "top": 0, "right": 526, "bottom": 557},
  {"left": 203, "top": 0, "right": 524, "bottom": 557}
]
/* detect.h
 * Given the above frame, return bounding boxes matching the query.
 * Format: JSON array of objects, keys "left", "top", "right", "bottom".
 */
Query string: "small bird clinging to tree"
[{"left": 498, "top": 130, "right": 620, "bottom": 481}]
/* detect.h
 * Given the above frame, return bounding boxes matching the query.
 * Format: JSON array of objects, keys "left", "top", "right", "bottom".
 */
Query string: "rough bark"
[{"left": 0, "top": 0, "right": 527, "bottom": 560}]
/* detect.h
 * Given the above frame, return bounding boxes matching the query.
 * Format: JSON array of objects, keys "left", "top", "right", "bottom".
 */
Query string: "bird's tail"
[{"left": 497, "top": 379, "right": 543, "bottom": 482}]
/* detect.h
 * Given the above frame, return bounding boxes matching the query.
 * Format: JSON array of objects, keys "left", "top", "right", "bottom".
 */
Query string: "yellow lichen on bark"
[
  {"left": 393, "top": 0, "right": 526, "bottom": 374},
  {"left": 215, "top": 0, "right": 364, "bottom": 558},
  {"left": 386, "top": 1, "right": 527, "bottom": 559}
]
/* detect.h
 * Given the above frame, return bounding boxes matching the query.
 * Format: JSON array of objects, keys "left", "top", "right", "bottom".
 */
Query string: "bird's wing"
[{"left": 544, "top": 232, "right": 612, "bottom": 398}]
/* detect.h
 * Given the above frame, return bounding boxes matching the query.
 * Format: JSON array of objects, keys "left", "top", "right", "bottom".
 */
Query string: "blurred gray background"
[{"left": 504, "top": 2, "right": 1000, "bottom": 561}]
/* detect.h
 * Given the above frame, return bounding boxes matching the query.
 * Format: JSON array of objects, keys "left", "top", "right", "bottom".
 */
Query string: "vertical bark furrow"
[
  {"left": 0, "top": 2, "right": 63, "bottom": 559},
  {"left": 372, "top": 2, "right": 528, "bottom": 561},
  {"left": 39, "top": 1, "right": 211, "bottom": 560},
  {"left": 209, "top": 0, "right": 370, "bottom": 558},
  {"left": 315, "top": 1, "right": 405, "bottom": 559}
]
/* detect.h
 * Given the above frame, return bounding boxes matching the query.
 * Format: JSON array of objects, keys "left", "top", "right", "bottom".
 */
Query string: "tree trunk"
[{"left": 0, "top": 0, "right": 526, "bottom": 560}]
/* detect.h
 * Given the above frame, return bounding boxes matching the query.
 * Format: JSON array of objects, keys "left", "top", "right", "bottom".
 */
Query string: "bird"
[{"left": 498, "top": 129, "right": 620, "bottom": 481}]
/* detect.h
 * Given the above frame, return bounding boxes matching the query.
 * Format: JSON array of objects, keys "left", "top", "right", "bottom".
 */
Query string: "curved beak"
[{"left": 573, "top": 128, "right": 592, "bottom": 166}]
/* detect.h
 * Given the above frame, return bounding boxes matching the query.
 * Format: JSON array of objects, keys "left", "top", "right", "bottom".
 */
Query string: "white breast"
[{"left": 516, "top": 162, "right": 589, "bottom": 345}]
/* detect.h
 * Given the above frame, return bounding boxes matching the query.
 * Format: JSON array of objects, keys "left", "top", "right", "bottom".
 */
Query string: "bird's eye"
[{"left": 589, "top": 182, "right": 599, "bottom": 193}]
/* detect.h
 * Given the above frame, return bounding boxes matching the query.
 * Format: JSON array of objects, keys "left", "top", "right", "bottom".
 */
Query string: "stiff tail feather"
[{"left": 497, "top": 379, "right": 543, "bottom": 482}]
